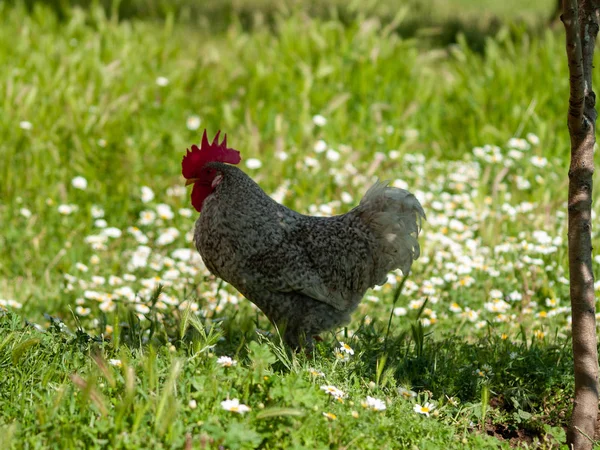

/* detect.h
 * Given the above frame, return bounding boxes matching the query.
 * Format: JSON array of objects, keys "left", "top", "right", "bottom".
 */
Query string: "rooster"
[{"left": 183, "top": 130, "right": 425, "bottom": 348}]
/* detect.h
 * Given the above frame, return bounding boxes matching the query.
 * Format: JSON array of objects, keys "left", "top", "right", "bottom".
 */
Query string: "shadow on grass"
[{"left": 349, "top": 318, "right": 573, "bottom": 442}]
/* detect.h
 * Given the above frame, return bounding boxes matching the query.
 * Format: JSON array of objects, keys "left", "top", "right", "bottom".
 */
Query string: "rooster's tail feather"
[{"left": 356, "top": 181, "right": 425, "bottom": 284}]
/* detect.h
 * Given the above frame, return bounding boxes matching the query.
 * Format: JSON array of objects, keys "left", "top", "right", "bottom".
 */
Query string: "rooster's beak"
[{"left": 185, "top": 178, "right": 199, "bottom": 186}]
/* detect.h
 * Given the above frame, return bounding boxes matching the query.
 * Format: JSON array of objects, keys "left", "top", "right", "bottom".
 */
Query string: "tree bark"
[{"left": 562, "top": 1, "right": 600, "bottom": 448}]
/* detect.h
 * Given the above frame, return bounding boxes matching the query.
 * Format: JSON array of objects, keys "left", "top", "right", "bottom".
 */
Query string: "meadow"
[{"left": 1, "top": 0, "right": 597, "bottom": 448}]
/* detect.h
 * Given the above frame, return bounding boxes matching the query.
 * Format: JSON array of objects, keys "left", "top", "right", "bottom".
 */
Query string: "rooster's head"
[{"left": 182, "top": 130, "right": 241, "bottom": 212}]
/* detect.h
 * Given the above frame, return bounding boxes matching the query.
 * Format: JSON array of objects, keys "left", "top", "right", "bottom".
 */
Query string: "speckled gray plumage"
[{"left": 194, "top": 162, "right": 425, "bottom": 348}]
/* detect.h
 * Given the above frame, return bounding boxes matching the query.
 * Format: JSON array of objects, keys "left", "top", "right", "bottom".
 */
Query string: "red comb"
[{"left": 182, "top": 130, "right": 241, "bottom": 179}]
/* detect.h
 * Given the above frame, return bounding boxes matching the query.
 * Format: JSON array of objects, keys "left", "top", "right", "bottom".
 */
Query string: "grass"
[
  {"left": 0, "top": 0, "right": 597, "bottom": 448},
  {"left": 16, "top": 0, "right": 555, "bottom": 24},
  {"left": 14, "top": 0, "right": 556, "bottom": 52}
]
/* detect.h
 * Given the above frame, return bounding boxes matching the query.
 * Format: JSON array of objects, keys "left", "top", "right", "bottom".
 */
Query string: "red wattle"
[{"left": 191, "top": 182, "right": 213, "bottom": 212}]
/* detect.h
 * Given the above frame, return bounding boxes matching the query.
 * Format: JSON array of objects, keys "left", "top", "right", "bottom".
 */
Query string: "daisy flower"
[
  {"left": 398, "top": 387, "right": 417, "bottom": 399},
  {"left": 216, "top": 356, "right": 237, "bottom": 367},
  {"left": 361, "top": 396, "right": 386, "bottom": 411},
  {"left": 320, "top": 385, "right": 346, "bottom": 399},
  {"left": 221, "top": 398, "right": 250, "bottom": 414},
  {"left": 414, "top": 402, "right": 436, "bottom": 417},
  {"left": 71, "top": 176, "right": 88, "bottom": 190},
  {"left": 307, "top": 367, "right": 325, "bottom": 377},
  {"left": 338, "top": 342, "right": 354, "bottom": 355}
]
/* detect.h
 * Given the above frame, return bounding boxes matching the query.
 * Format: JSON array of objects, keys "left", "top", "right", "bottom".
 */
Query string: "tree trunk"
[{"left": 561, "top": 1, "right": 600, "bottom": 448}]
